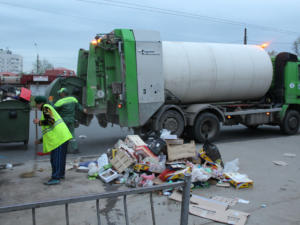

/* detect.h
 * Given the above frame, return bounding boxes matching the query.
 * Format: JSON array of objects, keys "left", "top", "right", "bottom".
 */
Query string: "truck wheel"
[
  {"left": 280, "top": 110, "right": 300, "bottom": 135},
  {"left": 158, "top": 110, "right": 184, "bottom": 137},
  {"left": 194, "top": 112, "right": 220, "bottom": 142}
]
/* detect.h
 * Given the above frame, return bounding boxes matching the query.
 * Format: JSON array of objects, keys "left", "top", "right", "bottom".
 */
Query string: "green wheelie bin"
[{"left": 0, "top": 100, "right": 30, "bottom": 146}]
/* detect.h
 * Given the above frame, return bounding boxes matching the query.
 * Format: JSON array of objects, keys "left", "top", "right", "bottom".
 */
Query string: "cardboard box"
[
  {"left": 165, "top": 138, "right": 184, "bottom": 145},
  {"left": 99, "top": 169, "right": 119, "bottom": 183},
  {"left": 125, "top": 135, "right": 146, "bottom": 149},
  {"left": 19, "top": 87, "right": 31, "bottom": 101},
  {"left": 110, "top": 150, "right": 135, "bottom": 173},
  {"left": 167, "top": 141, "right": 196, "bottom": 161},
  {"left": 223, "top": 172, "right": 253, "bottom": 189}
]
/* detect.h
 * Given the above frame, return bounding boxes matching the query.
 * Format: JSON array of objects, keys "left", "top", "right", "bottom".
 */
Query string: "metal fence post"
[
  {"left": 150, "top": 192, "right": 156, "bottom": 225},
  {"left": 96, "top": 199, "right": 101, "bottom": 225},
  {"left": 32, "top": 208, "right": 36, "bottom": 225},
  {"left": 65, "top": 204, "right": 69, "bottom": 225},
  {"left": 180, "top": 174, "right": 191, "bottom": 225},
  {"left": 123, "top": 195, "right": 129, "bottom": 225}
]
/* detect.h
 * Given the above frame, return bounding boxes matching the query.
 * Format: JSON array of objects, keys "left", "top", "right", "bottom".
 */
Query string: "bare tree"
[
  {"left": 292, "top": 37, "right": 300, "bottom": 57},
  {"left": 32, "top": 59, "right": 54, "bottom": 74}
]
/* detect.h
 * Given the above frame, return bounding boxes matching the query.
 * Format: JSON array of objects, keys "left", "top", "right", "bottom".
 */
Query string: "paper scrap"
[
  {"left": 283, "top": 153, "right": 296, "bottom": 158},
  {"left": 272, "top": 161, "right": 288, "bottom": 166},
  {"left": 238, "top": 199, "right": 250, "bottom": 204},
  {"left": 211, "top": 196, "right": 238, "bottom": 207}
]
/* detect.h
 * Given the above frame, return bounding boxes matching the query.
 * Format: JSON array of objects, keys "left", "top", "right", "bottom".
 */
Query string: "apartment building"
[{"left": 0, "top": 49, "right": 23, "bottom": 74}]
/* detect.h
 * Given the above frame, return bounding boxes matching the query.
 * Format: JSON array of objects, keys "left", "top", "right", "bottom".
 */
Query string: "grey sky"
[{"left": 0, "top": 0, "right": 299, "bottom": 72}]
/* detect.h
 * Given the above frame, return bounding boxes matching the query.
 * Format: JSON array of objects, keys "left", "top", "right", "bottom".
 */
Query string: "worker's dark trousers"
[{"left": 50, "top": 141, "right": 68, "bottom": 179}]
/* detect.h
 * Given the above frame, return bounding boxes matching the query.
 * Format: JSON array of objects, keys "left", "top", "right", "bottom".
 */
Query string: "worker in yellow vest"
[
  {"left": 53, "top": 88, "right": 87, "bottom": 154},
  {"left": 33, "top": 96, "right": 72, "bottom": 185}
]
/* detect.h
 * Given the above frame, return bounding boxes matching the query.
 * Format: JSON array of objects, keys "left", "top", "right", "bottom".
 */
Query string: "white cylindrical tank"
[{"left": 162, "top": 42, "right": 273, "bottom": 103}]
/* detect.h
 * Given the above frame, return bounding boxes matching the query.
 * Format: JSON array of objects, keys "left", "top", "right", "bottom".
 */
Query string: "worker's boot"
[{"left": 44, "top": 178, "right": 60, "bottom": 185}]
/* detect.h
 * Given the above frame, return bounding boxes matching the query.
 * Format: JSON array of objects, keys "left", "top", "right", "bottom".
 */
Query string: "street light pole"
[{"left": 34, "top": 43, "right": 39, "bottom": 74}]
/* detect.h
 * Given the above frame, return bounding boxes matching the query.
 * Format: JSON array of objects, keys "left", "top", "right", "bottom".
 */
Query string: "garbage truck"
[{"left": 46, "top": 29, "right": 300, "bottom": 142}]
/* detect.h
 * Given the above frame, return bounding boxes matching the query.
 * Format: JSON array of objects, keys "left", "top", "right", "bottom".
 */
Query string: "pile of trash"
[
  {"left": 76, "top": 130, "right": 253, "bottom": 191},
  {"left": 0, "top": 85, "right": 31, "bottom": 102}
]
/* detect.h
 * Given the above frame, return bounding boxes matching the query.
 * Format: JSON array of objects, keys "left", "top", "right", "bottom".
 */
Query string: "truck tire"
[
  {"left": 194, "top": 112, "right": 220, "bottom": 142},
  {"left": 280, "top": 110, "right": 300, "bottom": 135},
  {"left": 158, "top": 110, "right": 184, "bottom": 137}
]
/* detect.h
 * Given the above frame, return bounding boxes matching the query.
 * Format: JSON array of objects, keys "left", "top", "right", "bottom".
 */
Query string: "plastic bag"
[
  {"left": 191, "top": 167, "right": 211, "bottom": 182},
  {"left": 223, "top": 158, "right": 239, "bottom": 173},
  {"left": 97, "top": 154, "right": 109, "bottom": 172},
  {"left": 88, "top": 162, "right": 99, "bottom": 176},
  {"left": 160, "top": 129, "right": 177, "bottom": 139}
]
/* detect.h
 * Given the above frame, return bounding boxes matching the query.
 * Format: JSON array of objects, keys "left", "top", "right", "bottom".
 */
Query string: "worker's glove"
[
  {"left": 35, "top": 139, "right": 42, "bottom": 145},
  {"left": 33, "top": 118, "right": 40, "bottom": 124}
]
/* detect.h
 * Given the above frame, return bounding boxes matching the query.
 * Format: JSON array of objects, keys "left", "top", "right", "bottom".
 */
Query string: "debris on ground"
[
  {"left": 283, "top": 153, "right": 296, "bottom": 158},
  {"left": 0, "top": 162, "right": 24, "bottom": 170},
  {"left": 272, "top": 160, "right": 288, "bottom": 166},
  {"left": 73, "top": 131, "right": 253, "bottom": 193},
  {"left": 170, "top": 191, "right": 250, "bottom": 225},
  {"left": 78, "top": 135, "right": 87, "bottom": 139}
]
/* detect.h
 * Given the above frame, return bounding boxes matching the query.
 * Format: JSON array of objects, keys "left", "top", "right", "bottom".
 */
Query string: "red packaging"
[{"left": 20, "top": 87, "right": 31, "bottom": 101}]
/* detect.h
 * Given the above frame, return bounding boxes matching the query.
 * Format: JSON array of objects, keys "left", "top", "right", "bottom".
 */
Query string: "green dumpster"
[{"left": 0, "top": 100, "right": 30, "bottom": 146}]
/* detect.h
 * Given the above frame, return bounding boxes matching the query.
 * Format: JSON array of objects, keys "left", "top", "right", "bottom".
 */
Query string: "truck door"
[{"left": 284, "top": 62, "right": 300, "bottom": 103}]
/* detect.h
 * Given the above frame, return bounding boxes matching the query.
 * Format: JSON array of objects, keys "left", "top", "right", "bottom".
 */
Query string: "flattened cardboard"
[
  {"left": 190, "top": 204, "right": 250, "bottom": 225},
  {"left": 211, "top": 196, "right": 238, "bottom": 207},
  {"left": 165, "top": 139, "right": 184, "bottom": 145},
  {"left": 170, "top": 191, "right": 250, "bottom": 225},
  {"left": 167, "top": 141, "right": 196, "bottom": 161},
  {"left": 169, "top": 191, "right": 228, "bottom": 211},
  {"left": 190, "top": 195, "right": 228, "bottom": 211}
]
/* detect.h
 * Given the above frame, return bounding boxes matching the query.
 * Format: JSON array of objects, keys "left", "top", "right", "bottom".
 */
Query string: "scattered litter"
[
  {"left": 190, "top": 205, "right": 250, "bottom": 225},
  {"left": 191, "top": 167, "right": 211, "bottom": 182},
  {"left": 167, "top": 141, "right": 196, "bottom": 161},
  {"left": 76, "top": 166, "right": 90, "bottom": 173},
  {"left": 78, "top": 135, "right": 87, "bottom": 139},
  {"left": 283, "top": 153, "right": 296, "bottom": 158},
  {"left": 163, "top": 190, "right": 172, "bottom": 196},
  {"left": 223, "top": 158, "right": 239, "bottom": 173},
  {"left": 223, "top": 172, "right": 253, "bottom": 189},
  {"left": 99, "top": 168, "right": 119, "bottom": 183},
  {"left": 88, "top": 162, "right": 99, "bottom": 176},
  {"left": 73, "top": 133, "right": 254, "bottom": 206},
  {"left": 211, "top": 196, "right": 238, "bottom": 207},
  {"left": 261, "top": 204, "right": 267, "bottom": 208},
  {"left": 216, "top": 181, "right": 230, "bottom": 188},
  {"left": 170, "top": 191, "right": 250, "bottom": 225},
  {"left": 238, "top": 198, "right": 250, "bottom": 204},
  {"left": 165, "top": 138, "right": 184, "bottom": 145},
  {"left": 5, "top": 163, "right": 13, "bottom": 169},
  {"left": 160, "top": 129, "right": 177, "bottom": 140},
  {"left": 272, "top": 161, "right": 288, "bottom": 166},
  {"left": 146, "top": 137, "right": 167, "bottom": 156},
  {"left": 111, "top": 150, "right": 135, "bottom": 173}
]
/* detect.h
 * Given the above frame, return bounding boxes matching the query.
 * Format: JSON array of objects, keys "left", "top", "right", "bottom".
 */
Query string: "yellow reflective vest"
[{"left": 41, "top": 104, "right": 72, "bottom": 153}]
